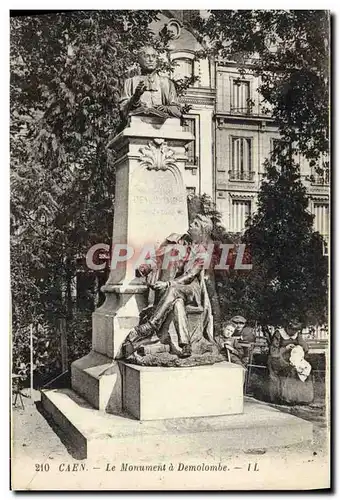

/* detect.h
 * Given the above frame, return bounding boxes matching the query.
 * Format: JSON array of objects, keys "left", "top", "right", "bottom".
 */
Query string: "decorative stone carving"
[
  {"left": 229, "top": 192, "right": 256, "bottom": 199},
  {"left": 259, "top": 121, "right": 267, "bottom": 132},
  {"left": 309, "top": 194, "right": 329, "bottom": 202},
  {"left": 216, "top": 117, "right": 225, "bottom": 129},
  {"left": 139, "top": 138, "right": 177, "bottom": 171}
]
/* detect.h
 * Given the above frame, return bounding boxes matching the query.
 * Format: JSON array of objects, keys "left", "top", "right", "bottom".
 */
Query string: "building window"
[
  {"left": 230, "top": 137, "right": 254, "bottom": 181},
  {"left": 313, "top": 203, "right": 329, "bottom": 237},
  {"left": 183, "top": 117, "right": 198, "bottom": 166},
  {"left": 231, "top": 200, "right": 251, "bottom": 232},
  {"left": 173, "top": 58, "right": 194, "bottom": 80},
  {"left": 231, "top": 80, "right": 251, "bottom": 114}
]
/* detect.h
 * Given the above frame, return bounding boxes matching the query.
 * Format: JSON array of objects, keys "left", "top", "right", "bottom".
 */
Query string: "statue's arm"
[
  {"left": 119, "top": 78, "right": 133, "bottom": 119},
  {"left": 171, "top": 257, "right": 204, "bottom": 285},
  {"left": 119, "top": 78, "right": 145, "bottom": 119}
]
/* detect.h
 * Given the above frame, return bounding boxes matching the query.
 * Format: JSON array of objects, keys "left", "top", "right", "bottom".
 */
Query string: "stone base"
[
  {"left": 120, "top": 361, "right": 244, "bottom": 420},
  {"left": 71, "top": 351, "right": 122, "bottom": 413},
  {"left": 91, "top": 283, "right": 148, "bottom": 360},
  {"left": 40, "top": 389, "right": 313, "bottom": 461}
]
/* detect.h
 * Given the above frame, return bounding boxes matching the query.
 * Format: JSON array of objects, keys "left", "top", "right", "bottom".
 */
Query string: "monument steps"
[
  {"left": 41, "top": 388, "right": 313, "bottom": 461},
  {"left": 71, "top": 351, "right": 122, "bottom": 412}
]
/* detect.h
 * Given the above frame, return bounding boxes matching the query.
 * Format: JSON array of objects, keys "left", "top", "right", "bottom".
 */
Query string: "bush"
[
  {"left": 66, "top": 309, "right": 92, "bottom": 365},
  {"left": 12, "top": 308, "right": 92, "bottom": 388},
  {"left": 12, "top": 320, "right": 62, "bottom": 387}
]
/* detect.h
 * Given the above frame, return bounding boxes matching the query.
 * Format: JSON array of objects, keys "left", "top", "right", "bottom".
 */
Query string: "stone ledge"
[
  {"left": 108, "top": 117, "right": 194, "bottom": 148},
  {"left": 41, "top": 389, "right": 313, "bottom": 461},
  {"left": 71, "top": 351, "right": 121, "bottom": 412}
]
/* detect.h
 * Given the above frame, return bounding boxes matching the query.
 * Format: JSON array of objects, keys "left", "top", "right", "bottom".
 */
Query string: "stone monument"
[
  {"left": 40, "top": 46, "right": 314, "bottom": 461},
  {"left": 70, "top": 44, "right": 244, "bottom": 417}
]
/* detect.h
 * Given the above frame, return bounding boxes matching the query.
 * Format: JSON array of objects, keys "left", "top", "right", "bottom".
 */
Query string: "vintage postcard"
[{"left": 10, "top": 9, "right": 330, "bottom": 490}]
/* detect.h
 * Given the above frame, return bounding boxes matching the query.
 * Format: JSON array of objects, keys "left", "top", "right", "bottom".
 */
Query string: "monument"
[
  {"left": 69, "top": 44, "right": 243, "bottom": 416},
  {"left": 40, "top": 45, "right": 312, "bottom": 459}
]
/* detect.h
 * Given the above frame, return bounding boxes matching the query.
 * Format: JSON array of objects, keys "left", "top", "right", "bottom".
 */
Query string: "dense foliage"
[
  {"left": 11, "top": 11, "right": 161, "bottom": 382},
  {"left": 190, "top": 185, "right": 327, "bottom": 330},
  {"left": 242, "top": 161, "right": 328, "bottom": 327}
]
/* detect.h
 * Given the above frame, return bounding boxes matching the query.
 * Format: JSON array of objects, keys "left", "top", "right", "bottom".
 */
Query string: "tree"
[
  {"left": 10, "top": 10, "right": 197, "bottom": 382},
  {"left": 241, "top": 160, "right": 328, "bottom": 327},
  {"left": 193, "top": 10, "right": 329, "bottom": 170},
  {"left": 10, "top": 11, "right": 162, "bottom": 380},
  {"left": 189, "top": 11, "right": 329, "bottom": 328}
]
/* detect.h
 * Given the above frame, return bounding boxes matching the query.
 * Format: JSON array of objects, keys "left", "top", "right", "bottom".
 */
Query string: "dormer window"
[{"left": 173, "top": 57, "right": 194, "bottom": 80}]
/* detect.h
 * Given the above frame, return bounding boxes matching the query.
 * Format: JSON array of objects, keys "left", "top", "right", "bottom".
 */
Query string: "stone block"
[
  {"left": 91, "top": 284, "right": 147, "bottom": 359},
  {"left": 71, "top": 351, "right": 122, "bottom": 412},
  {"left": 105, "top": 116, "right": 194, "bottom": 285},
  {"left": 120, "top": 361, "right": 244, "bottom": 420}
]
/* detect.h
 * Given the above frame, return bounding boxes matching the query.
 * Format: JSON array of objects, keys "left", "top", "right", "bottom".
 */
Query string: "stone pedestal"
[
  {"left": 41, "top": 388, "right": 314, "bottom": 462},
  {"left": 121, "top": 362, "right": 244, "bottom": 420},
  {"left": 71, "top": 117, "right": 194, "bottom": 412}
]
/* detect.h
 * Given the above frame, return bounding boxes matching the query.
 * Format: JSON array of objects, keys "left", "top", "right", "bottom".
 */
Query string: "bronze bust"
[{"left": 119, "top": 45, "right": 183, "bottom": 124}]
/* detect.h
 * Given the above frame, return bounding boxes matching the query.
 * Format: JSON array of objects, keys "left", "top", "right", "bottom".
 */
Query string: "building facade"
[{"left": 151, "top": 12, "right": 330, "bottom": 255}]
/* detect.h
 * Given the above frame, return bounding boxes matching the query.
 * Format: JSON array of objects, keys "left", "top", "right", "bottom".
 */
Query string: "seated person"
[
  {"left": 217, "top": 322, "right": 248, "bottom": 368},
  {"left": 121, "top": 215, "right": 216, "bottom": 359},
  {"left": 267, "top": 320, "right": 314, "bottom": 404},
  {"left": 230, "top": 315, "right": 256, "bottom": 344}
]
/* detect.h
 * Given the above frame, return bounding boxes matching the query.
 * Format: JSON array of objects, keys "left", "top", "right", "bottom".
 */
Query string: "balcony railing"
[
  {"left": 310, "top": 172, "right": 330, "bottom": 185},
  {"left": 229, "top": 170, "right": 255, "bottom": 181}
]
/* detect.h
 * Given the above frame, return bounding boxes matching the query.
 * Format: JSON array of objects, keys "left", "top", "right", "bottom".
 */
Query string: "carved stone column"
[{"left": 71, "top": 116, "right": 194, "bottom": 413}]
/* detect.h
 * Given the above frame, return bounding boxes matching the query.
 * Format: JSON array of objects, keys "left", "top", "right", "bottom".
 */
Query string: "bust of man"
[{"left": 119, "top": 45, "right": 182, "bottom": 124}]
